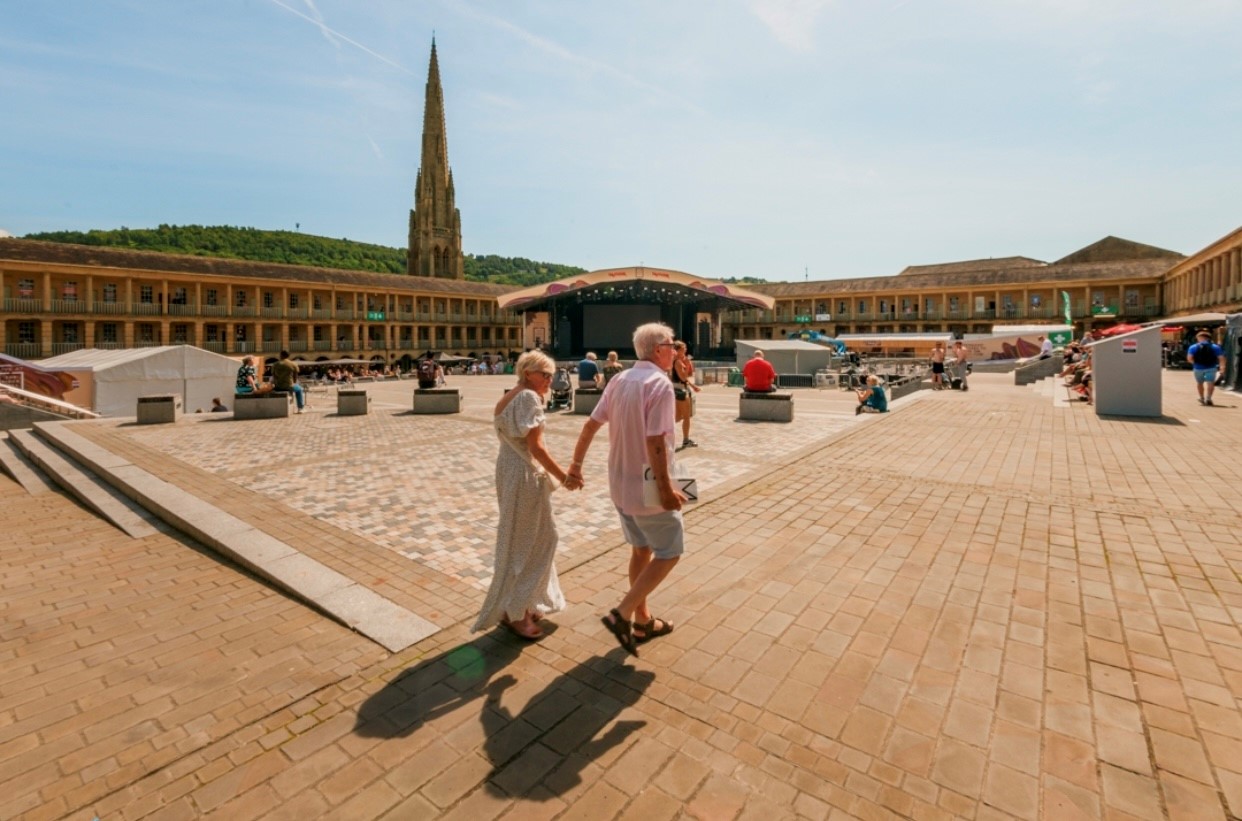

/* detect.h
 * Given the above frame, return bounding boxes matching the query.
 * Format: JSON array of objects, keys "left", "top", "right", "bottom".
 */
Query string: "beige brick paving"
[{"left": 2, "top": 372, "right": 1241, "bottom": 819}]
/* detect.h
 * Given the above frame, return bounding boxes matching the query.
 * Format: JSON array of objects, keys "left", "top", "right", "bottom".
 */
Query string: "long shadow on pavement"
[
  {"left": 481, "top": 653, "right": 655, "bottom": 800},
  {"left": 354, "top": 630, "right": 527, "bottom": 738}
]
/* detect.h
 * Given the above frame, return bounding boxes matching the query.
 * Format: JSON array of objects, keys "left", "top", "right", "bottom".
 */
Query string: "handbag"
[
  {"left": 642, "top": 463, "right": 698, "bottom": 506},
  {"left": 673, "top": 386, "right": 689, "bottom": 401}
]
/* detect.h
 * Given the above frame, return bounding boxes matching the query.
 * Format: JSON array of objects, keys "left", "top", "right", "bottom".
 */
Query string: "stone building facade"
[{"left": 406, "top": 40, "right": 465, "bottom": 280}]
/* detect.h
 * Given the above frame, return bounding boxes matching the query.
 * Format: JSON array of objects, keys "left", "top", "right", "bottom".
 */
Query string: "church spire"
[{"left": 407, "top": 38, "right": 464, "bottom": 279}]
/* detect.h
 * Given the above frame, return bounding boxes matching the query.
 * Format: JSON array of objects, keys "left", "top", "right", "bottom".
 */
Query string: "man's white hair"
[{"left": 633, "top": 322, "right": 674, "bottom": 359}]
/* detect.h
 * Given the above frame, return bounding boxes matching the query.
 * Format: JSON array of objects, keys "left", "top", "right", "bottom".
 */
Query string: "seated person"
[
  {"left": 272, "top": 350, "right": 306, "bottom": 413},
  {"left": 855, "top": 375, "right": 888, "bottom": 415},
  {"left": 577, "top": 352, "right": 602, "bottom": 389},
  {"left": 742, "top": 349, "right": 778, "bottom": 392},
  {"left": 235, "top": 356, "right": 273, "bottom": 395},
  {"left": 210, "top": 397, "right": 229, "bottom": 413}
]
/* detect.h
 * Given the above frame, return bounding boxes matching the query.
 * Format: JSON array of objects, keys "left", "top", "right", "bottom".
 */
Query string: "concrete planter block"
[
  {"left": 337, "top": 390, "right": 369, "bottom": 416},
  {"left": 234, "top": 392, "right": 291, "bottom": 419},
  {"left": 739, "top": 391, "right": 794, "bottom": 422},
  {"left": 572, "top": 387, "right": 603, "bottom": 415},
  {"left": 136, "top": 394, "right": 181, "bottom": 425},
  {"left": 413, "top": 388, "right": 461, "bottom": 414}
]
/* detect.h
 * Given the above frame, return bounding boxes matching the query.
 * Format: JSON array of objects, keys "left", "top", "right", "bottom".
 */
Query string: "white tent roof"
[
  {"left": 734, "top": 339, "right": 826, "bottom": 352},
  {"left": 40, "top": 345, "right": 201, "bottom": 371}
]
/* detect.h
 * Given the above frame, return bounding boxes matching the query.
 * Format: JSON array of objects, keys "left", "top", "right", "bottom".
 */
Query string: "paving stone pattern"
[{"left": 2, "top": 372, "right": 1241, "bottom": 820}]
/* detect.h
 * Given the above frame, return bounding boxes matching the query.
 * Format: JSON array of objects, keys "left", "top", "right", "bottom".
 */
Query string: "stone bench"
[
  {"left": 739, "top": 391, "right": 794, "bottom": 422},
  {"left": 572, "top": 387, "right": 604, "bottom": 415},
  {"left": 337, "top": 389, "right": 369, "bottom": 416},
  {"left": 413, "top": 388, "right": 462, "bottom": 414},
  {"left": 136, "top": 394, "right": 181, "bottom": 425},
  {"left": 233, "top": 391, "right": 291, "bottom": 420}
]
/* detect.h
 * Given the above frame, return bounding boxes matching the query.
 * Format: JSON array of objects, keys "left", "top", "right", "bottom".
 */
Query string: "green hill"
[{"left": 22, "top": 225, "right": 586, "bottom": 286}]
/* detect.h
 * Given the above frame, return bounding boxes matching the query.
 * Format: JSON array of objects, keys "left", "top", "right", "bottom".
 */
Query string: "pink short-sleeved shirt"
[{"left": 590, "top": 360, "right": 676, "bottom": 515}]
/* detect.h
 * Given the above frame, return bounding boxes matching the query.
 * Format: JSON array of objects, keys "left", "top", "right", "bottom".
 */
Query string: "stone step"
[
  {"left": 0, "top": 431, "right": 59, "bottom": 495},
  {"left": 9, "top": 429, "right": 160, "bottom": 539}
]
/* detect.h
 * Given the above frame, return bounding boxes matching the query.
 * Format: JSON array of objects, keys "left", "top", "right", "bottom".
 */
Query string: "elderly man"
[
  {"left": 577, "top": 351, "right": 602, "bottom": 389},
  {"left": 565, "top": 322, "right": 684, "bottom": 656},
  {"left": 742, "top": 349, "right": 778, "bottom": 392}
]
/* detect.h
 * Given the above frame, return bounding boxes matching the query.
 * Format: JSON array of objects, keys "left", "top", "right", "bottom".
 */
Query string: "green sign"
[
  {"left": 794, "top": 315, "right": 812, "bottom": 323},
  {"left": 1091, "top": 305, "right": 1114, "bottom": 317},
  {"left": 366, "top": 311, "right": 386, "bottom": 321}
]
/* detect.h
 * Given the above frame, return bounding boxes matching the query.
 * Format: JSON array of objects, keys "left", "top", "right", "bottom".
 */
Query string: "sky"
[{"left": 2, "top": 0, "right": 1240, "bottom": 282}]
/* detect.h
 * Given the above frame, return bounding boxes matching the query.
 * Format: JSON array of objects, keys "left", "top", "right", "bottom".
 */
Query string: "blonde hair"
[
  {"left": 606, "top": 351, "right": 619, "bottom": 363},
  {"left": 515, "top": 350, "right": 554, "bottom": 383}
]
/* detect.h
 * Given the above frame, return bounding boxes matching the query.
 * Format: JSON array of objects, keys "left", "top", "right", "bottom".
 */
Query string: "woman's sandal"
[
  {"left": 601, "top": 608, "right": 638, "bottom": 656},
  {"left": 633, "top": 617, "right": 674, "bottom": 644},
  {"left": 501, "top": 616, "right": 544, "bottom": 641}
]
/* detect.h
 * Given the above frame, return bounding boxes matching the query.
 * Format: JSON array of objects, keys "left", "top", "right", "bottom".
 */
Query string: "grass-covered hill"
[{"left": 23, "top": 225, "right": 586, "bottom": 287}]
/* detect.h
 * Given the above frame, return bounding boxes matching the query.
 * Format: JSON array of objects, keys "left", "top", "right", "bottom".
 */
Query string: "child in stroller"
[{"left": 547, "top": 367, "right": 572, "bottom": 410}]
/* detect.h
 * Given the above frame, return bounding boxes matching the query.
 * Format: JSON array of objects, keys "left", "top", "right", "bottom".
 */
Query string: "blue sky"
[{"left": 2, "top": 0, "right": 1239, "bottom": 281}]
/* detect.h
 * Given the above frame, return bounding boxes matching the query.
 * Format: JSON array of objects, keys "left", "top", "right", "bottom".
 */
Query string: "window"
[
  {"left": 1125, "top": 289, "right": 1140, "bottom": 308},
  {"left": 858, "top": 300, "right": 867, "bottom": 314},
  {"left": 235, "top": 290, "right": 249, "bottom": 307},
  {"left": 838, "top": 301, "right": 848, "bottom": 315},
  {"left": 62, "top": 281, "right": 78, "bottom": 300},
  {"left": 137, "top": 324, "right": 155, "bottom": 343},
  {"left": 18, "top": 278, "right": 34, "bottom": 298},
  {"left": 204, "top": 324, "right": 220, "bottom": 342},
  {"left": 263, "top": 292, "right": 276, "bottom": 308},
  {"left": 205, "top": 289, "right": 218, "bottom": 306},
  {"left": 313, "top": 326, "right": 324, "bottom": 342},
  {"left": 140, "top": 285, "right": 154, "bottom": 304},
  {"left": 235, "top": 325, "right": 248, "bottom": 341},
  {"left": 17, "top": 322, "right": 36, "bottom": 342},
  {"left": 172, "top": 324, "right": 189, "bottom": 343},
  {"left": 1031, "top": 294, "right": 1042, "bottom": 307},
  {"left": 337, "top": 296, "right": 347, "bottom": 310},
  {"left": 170, "top": 287, "right": 187, "bottom": 305},
  {"left": 289, "top": 292, "right": 300, "bottom": 309},
  {"left": 100, "top": 323, "right": 118, "bottom": 343},
  {"left": 102, "top": 283, "right": 118, "bottom": 303},
  {"left": 313, "top": 294, "right": 323, "bottom": 310},
  {"left": 62, "top": 324, "right": 78, "bottom": 343}
]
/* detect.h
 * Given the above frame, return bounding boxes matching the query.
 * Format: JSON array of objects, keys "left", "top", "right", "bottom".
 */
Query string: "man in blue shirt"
[
  {"left": 577, "top": 352, "right": 602, "bottom": 389},
  {"left": 1187, "top": 330, "right": 1224, "bottom": 406}
]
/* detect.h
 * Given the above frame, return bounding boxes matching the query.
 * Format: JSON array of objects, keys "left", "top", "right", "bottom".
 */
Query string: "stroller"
[
  {"left": 547, "top": 367, "right": 572, "bottom": 410},
  {"left": 949, "top": 362, "right": 973, "bottom": 391}
]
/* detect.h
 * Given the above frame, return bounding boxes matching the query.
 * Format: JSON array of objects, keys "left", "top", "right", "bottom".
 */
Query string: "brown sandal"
[
  {"left": 601, "top": 609, "right": 638, "bottom": 656},
  {"left": 633, "top": 618, "right": 674, "bottom": 644}
]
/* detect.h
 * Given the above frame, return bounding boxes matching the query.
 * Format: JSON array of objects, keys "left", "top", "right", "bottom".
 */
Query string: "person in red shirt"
[{"left": 742, "top": 350, "right": 778, "bottom": 392}]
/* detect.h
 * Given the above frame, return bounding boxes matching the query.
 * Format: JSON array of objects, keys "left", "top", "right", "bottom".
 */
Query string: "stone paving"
[{"left": 2, "top": 371, "right": 1242, "bottom": 820}]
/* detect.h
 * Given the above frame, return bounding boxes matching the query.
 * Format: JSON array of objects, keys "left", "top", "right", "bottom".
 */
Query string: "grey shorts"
[{"left": 616, "top": 508, "right": 685, "bottom": 560}]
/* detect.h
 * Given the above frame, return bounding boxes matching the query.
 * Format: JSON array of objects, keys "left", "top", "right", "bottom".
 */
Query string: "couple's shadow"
[{"left": 355, "top": 627, "right": 654, "bottom": 800}]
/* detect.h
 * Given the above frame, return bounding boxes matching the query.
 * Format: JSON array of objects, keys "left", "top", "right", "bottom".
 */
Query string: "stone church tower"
[{"left": 407, "top": 40, "right": 464, "bottom": 279}]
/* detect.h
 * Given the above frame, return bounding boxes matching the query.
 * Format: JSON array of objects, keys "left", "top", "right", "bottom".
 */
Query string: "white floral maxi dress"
[{"left": 471, "top": 389, "right": 566, "bottom": 631}]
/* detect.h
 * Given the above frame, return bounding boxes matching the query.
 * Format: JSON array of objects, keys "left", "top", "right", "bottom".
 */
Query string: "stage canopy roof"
[{"left": 496, "top": 267, "right": 775, "bottom": 313}]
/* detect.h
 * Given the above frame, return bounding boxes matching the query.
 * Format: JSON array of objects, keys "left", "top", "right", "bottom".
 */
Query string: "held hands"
[{"left": 563, "top": 461, "right": 585, "bottom": 491}]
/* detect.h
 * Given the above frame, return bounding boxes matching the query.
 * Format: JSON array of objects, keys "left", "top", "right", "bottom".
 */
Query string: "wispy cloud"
[
  {"left": 451, "top": 2, "right": 705, "bottom": 114},
  {"left": 746, "top": 0, "right": 834, "bottom": 52},
  {"left": 266, "top": 0, "right": 415, "bottom": 75}
]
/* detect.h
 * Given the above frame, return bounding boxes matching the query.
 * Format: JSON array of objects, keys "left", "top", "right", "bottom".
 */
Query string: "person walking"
[
  {"left": 671, "top": 341, "right": 701, "bottom": 449},
  {"left": 930, "top": 342, "right": 947, "bottom": 389},
  {"left": 951, "top": 340, "right": 970, "bottom": 391},
  {"left": 472, "top": 350, "right": 573, "bottom": 640},
  {"left": 1187, "top": 330, "right": 1224, "bottom": 406},
  {"left": 565, "top": 322, "right": 684, "bottom": 656}
]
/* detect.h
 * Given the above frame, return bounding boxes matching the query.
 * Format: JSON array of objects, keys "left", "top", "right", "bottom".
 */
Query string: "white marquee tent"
[{"left": 38, "top": 345, "right": 238, "bottom": 417}]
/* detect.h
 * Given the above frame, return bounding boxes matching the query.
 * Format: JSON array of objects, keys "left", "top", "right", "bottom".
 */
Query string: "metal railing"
[
  {"left": 50, "top": 342, "right": 85, "bottom": 355},
  {"left": 3, "top": 298, "right": 43, "bottom": 313},
  {"left": 4, "top": 343, "right": 42, "bottom": 358}
]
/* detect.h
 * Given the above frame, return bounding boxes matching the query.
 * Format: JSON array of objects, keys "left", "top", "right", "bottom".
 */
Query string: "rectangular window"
[
  {"left": 62, "top": 281, "right": 78, "bottom": 300},
  {"left": 337, "top": 296, "right": 347, "bottom": 310},
  {"left": 18, "top": 322, "right": 36, "bottom": 342},
  {"left": 235, "top": 290, "right": 248, "bottom": 307},
  {"left": 18, "top": 278, "right": 34, "bottom": 298},
  {"left": 838, "top": 301, "right": 847, "bottom": 315},
  {"left": 205, "top": 289, "right": 218, "bottom": 306},
  {"left": 289, "top": 292, "right": 300, "bottom": 309},
  {"left": 170, "top": 287, "right": 187, "bottom": 305},
  {"left": 313, "top": 294, "right": 323, "bottom": 310},
  {"left": 100, "top": 323, "right": 118, "bottom": 343},
  {"left": 858, "top": 300, "right": 866, "bottom": 314},
  {"left": 62, "top": 324, "right": 78, "bottom": 343},
  {"left": 140, "top": 285, "right": 154, "bottom": 304},
  {"left": 103, "top": 283, "right": 118, "bottom": 303},
  {"left": 263, "top": 292, "right": 275, "bottom": 308},
  {"left": 172, "top": 324, "right": 189, "bottom": 343},
  {"left": 204, "top": 324, "right": 219, "bottom": 342},
  {"left": 235, "top": 325, "right": 248, "bottom": 341},
  {"left": 1125, "top": 289, "right": 1140, "bottom": 307}
]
